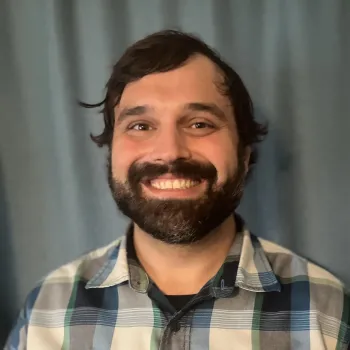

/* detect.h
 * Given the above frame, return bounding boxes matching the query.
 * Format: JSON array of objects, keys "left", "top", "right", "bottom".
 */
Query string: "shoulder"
[
  {"left": 24, "top": 238, "right": 122, "bottom": 313},
  {"left": 258, "top": 235, "right": 349, "bottom": 320},
  {"left": 258, "top": 236, "right": 346, "bottom": 291},
  {"left": 5, "top": 239, "right": 123, "bottom": 348},
  {"left": 252, "top": 235, "right": 350, "bottom": 348}
]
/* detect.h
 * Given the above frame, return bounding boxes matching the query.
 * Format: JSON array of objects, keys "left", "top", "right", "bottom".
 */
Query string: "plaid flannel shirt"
[{"left": 5, "top": 218, "right": 350, "bottom": 349}]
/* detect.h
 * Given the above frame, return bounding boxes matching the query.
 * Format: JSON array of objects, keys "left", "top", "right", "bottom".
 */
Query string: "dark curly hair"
[{"left": 81, "top": 29, "right": 267, "bottom": 174}]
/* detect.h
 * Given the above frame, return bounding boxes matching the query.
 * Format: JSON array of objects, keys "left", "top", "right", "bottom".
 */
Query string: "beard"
[{"left": 107, "top": 150, "right": 246, "bottom": 245}]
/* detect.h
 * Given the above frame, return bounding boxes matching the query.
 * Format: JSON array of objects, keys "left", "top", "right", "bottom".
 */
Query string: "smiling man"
[{"left": 6, "top": 30, "right": 350, "bottom": 350}]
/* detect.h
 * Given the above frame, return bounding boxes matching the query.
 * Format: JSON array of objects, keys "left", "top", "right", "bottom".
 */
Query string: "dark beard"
[{"left": 107, "top": 151, "right": 246, "bottom": 245}]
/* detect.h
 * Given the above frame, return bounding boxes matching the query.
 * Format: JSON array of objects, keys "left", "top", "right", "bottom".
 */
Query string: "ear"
[{"left": 243, "top": 146, "right": 251, "bottom": 176}]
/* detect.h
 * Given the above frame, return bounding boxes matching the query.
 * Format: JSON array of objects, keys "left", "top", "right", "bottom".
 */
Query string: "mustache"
[{"left": 128, "top": 159, "right": 218, "bottom": 184}]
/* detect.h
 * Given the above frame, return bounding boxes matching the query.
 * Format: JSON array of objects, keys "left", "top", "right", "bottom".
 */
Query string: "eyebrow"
[
  {"left": 115, "top": 105, "right": 153, "bottom": 124},
  {"left": 115, "top": 102, "right": 227, "bottom": 124},
  {"left": 183, "top": 102, "right": 227, "bottom": 122}
]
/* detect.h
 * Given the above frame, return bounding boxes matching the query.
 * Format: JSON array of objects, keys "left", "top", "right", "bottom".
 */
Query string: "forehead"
[{"left": 118, "top": 55, "right": 231, "bottom": 110}]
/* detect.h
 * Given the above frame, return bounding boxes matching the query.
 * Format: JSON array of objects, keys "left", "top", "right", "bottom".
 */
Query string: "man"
[{"left": 6, "top": 30, "right": 350, "bottom": 350}]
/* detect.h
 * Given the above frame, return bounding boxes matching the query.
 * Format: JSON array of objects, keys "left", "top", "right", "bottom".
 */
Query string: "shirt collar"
[{"left": 86, "top": 216, "right": 281, "bottom": 294}]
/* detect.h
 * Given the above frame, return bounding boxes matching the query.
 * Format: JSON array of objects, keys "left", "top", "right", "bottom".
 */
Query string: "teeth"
[
  {"left": 150, "top": 179, "right": 199, "bottom": 190},
  {"left": 172, "top": 180, "right": 180, "bottom": 189}
]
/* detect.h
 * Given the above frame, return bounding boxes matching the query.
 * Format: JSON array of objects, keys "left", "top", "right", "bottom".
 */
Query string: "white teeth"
[
  {"left": 172, "top": 179, "right": 180, "bottom": 189},
  {"left": 150, "top": 179, "right": 199, "bottom": 190},
  {"left": 165, "top": 180, "right": 172, "bottom": 189}
]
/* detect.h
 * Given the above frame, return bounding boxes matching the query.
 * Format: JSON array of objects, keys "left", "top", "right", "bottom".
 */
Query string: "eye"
[
  {"left": 190, "top": 122, "right": 215, "bottom": 129},
  {"left": 128, "top": 123, "right": 153, "bottom": 131}
]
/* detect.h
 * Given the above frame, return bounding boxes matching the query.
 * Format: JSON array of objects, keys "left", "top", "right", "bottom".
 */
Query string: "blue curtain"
[{"left": 1, "top": 0, "right": 349, "bottom": 345}]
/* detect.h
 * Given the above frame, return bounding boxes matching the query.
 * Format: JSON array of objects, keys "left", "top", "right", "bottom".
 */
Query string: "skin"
[{"left": 111, "top": 54, "right": 250, "bottom": 295}]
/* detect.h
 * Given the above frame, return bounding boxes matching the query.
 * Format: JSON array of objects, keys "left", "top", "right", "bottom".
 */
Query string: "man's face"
[{"left": 108, "top": 55, "right": 250, "bottom": 244}]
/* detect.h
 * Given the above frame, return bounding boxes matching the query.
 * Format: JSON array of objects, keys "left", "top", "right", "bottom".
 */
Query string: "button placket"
[{"left": 171, "top": 321, "right": 181, "bottom": 333}]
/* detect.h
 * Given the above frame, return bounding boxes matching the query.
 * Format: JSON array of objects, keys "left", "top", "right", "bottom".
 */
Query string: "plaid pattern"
[{"left": 5, "top": 218, "right": 350, "bottom": 349}]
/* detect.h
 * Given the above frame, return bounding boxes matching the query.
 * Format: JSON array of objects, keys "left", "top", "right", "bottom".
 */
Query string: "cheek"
[
  {"left": 196, "top": 138, "right": 238, "bottom": 183},
  {"left": 111, "top": 138, "right": 139, "bottom": 181}
]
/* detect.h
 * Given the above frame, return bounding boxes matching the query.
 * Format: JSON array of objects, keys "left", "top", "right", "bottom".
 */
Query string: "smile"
[{"left": 149, "top": 179, "right": 200, "bottom": 190}]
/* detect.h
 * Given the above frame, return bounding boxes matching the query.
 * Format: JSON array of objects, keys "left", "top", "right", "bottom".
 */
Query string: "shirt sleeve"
[
  {"left": 343, "top": 290, "right": 350, "bottom": 350},
  {"left": 4, "top": 284, "right": 42, "bottom": 350},
  {"left": 4, "top": 308, "right": 28, "bottom": 350}
]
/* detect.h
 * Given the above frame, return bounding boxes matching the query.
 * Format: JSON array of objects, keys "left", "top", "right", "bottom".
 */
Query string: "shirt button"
[{"left": 171, "top": 322, "right": 181, "bottom": 333}]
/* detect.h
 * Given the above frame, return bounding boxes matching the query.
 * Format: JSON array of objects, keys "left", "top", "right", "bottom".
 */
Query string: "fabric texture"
[{"left": 5, "top": 217, "right": 350, "bottom": 350}]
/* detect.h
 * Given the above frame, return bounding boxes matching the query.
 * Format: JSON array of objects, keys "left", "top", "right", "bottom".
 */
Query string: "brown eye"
[
  {"left": 191, "top": 122, "right": 214, "bottom": 129},
  {"left": 128, "top": 123, "right": 153, "bottom": 131}
]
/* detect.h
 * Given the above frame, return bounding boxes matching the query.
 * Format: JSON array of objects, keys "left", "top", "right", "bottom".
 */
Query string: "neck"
[{"left": 133, "top": 216, "right": 236, "bottom": 295}]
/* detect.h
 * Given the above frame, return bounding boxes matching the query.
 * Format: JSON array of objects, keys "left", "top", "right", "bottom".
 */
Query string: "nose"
[{"left": 151, "top": 129, "right": 191, "bottom": 163}]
